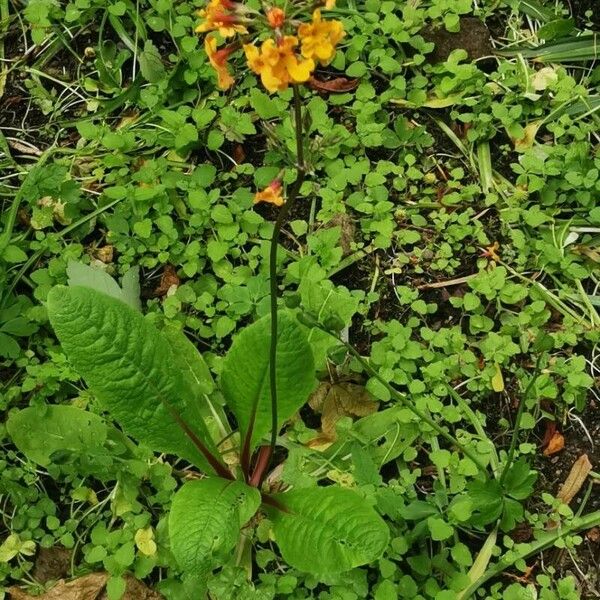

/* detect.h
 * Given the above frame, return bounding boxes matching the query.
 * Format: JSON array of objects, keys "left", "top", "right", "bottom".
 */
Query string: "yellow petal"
[{"left": 287, "top": 57, "right": 314, "bottom": 83}]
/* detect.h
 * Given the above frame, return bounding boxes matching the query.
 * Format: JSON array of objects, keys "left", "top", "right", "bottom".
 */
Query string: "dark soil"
[
  {"left": 32, "top": 546, "right": 72, "bottom": 584},
  {"left": 565, "top": 0, "right": 600, "bottom": 29},
  {"left": 422, "top": 17, "right": 494, "bottom": 63}
]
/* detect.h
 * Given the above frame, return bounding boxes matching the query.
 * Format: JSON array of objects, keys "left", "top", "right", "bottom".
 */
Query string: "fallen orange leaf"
[{"left": 543, "top": 431, "right": 564, "bottom": 456}]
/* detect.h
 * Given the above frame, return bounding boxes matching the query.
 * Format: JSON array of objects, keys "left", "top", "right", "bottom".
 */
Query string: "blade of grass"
[
  {"left": 0, "top": 0, "right": 8, "bottom": 99},
  {"left": 459, "top": 509, "right": 600, "bottom": 598},
  {"left": 497, "top": 34, "right": 600, "bottom": 62}
]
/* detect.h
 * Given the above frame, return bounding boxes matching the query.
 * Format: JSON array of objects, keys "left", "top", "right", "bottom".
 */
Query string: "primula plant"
[{"left": 19, "top": 263, "right": 388, "bottom": 590}]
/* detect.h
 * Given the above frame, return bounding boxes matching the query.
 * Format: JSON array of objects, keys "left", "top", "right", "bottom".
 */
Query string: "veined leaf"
[
  {"left": 67, "top": 261, "right": 141, "bottom": 311},
  {"left": 169, "top": 478, "right": 260, "bottom": 574},
  {"left": 163, "top": 324, "right": 215, "bottom": 397},
  {"left": 47, "top": 285, "right": 221, "bottom": 473},
  {"left": 269, "top": 487, "right": 389, "bottom": 575},
  {"left": 163, "top": 323, "right": 231, "bottom": 443},
  {"left": 220, "top": 312, "right": 316, "bottom": 449},
  {"left": 7, "top": 405, "right": 108, "bottom": 467}
]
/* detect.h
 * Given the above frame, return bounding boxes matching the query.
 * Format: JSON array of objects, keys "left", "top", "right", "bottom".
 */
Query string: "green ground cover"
[{"left": 1, "top": 0, "right": 600, "bottom": 598}]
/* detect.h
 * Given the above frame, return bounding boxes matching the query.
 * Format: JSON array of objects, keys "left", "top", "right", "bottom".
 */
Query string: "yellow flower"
[
  {"left": 205, "top": 36, "right": 235, "bottom": 90},
  {"left": 325, "top": 0, "right": 336, "bottom": 8},
  {"left": 255, "top": 180, "right": 284, "bottom": 206},
  {"left": 195, "top": 0, "right": 247, "bottom": 38},
  {"left": 244, "top": 36, "right": 314, "bottom": 93},
  {"left": 298, "top": 9, "right": 344, "bottom": 64}
]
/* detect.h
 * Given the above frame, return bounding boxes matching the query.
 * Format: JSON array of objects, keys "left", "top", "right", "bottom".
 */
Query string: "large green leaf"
[
  {"left": 67, "top": 260, "right": 141, "bottom": 311},
  {"left": 7, "top": 405, "right": 107, "bottom": 467},
  {"left": 163, "top": 323, "right": 231, "bottom": 445},
  {"left": 47, "top": 285, "right": 220, "bottom": 472},
  {"left": 163, "top": 324, "right": 215, "bottom": 396},
  {"left": 220, "top": 312, "right": 315, "bottom": 449},
  {"left": 269, "top": 487, "right": 389, "bottom": 575},
  {"left": 169, "top": 478, "right": 261, "bottom": 574}
]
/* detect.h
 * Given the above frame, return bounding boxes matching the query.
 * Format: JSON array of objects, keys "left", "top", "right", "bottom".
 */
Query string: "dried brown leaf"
[
  {"left": 94, "top": 246, "right": 114, "bottom": 264},
  {"left": 541, "top": 420, "right": 557, "bottom": 448},
  {"left": 9, "top": 573, "right": 108, "bottom": 600},
  {"left": 326, "top": 214, "right": 355, "bottom": 256},
  {"left": 586, "top": 527, "right": 600, "bottom": 542},
  {"left": 9, "top": 573, "right": 163, "bottom": 600},
  {"left": 556, "top": 454, "right": 592, "bottom": 505},
  {"left": 308, "top": 76, "right": 359, "bottom": 93},
  {"left": 308, "top": 382, "right": 378, "bottom": 443},
  {"left": 154, "top": 264, "right": 179, "bottom": 297}
]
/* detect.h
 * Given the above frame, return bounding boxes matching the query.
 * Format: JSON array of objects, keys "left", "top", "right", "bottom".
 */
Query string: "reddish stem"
[{"left": 248, "top": 445, "right": 272, "bottom": 487}]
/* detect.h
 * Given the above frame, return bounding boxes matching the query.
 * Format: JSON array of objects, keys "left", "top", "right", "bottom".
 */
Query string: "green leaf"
[
  {"left": 269, "top": 487, "right": 389, "bottom": 575},
  {"left": 169, "top": 478, "right": 260, "bottom": 574},
  {"left": 66, "top": 261, "right": 141, "bottom": 311},
  {"left": 7, "top": 405, "right": 107, "bottom": 467},
  {"left": 427, "top": 517, "right": 454, "bottom": 541},
  {"left": 162, "top": 324, "right": 230, "bottom": 444},
  {"left": 457, "top": 528, "right": 497, "bottom": 600},
  {"left": 163, "top": 325, "right": 214, "bottom": 396},
  {"left": 139, "top": 40, "right": 166, "bottom": 83},
  {"left": 403, "top": 501, "right": 439, "bottom": 521},
  {"left": 121, "top": 266, "right": 141, "bottom": 310},
  {"left": 249, "top": 88, "right": 281, "bottom": 119},
  {"left": 47, "top": 285, "right": 220, "bottom": 472},
  {"left": 220, "top": 312, "right": 315, "bottom": 449},
  {"left": 503, "top": 458, "right": 537, "bottom": 500},
  {"left": 2, "top": 245, "right": 28, "bottom": 264},
  {"left": 0, "top": 333, "right": 20, "bottom": 359}
]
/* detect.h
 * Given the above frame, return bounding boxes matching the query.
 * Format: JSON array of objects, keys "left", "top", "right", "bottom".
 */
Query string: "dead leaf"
[
  {"left": 233, "top": 144, "right": 246, "bottom": 164},
  {"left": 117, "top": 112, "right": 140, "bottom": 129},
  {"left": 491, "top": 363, "right": 504, "bottom": 392},
  {"left": 94, "top": 246, "right": 114, "bottom": 264},
  {"left": 308, "top": 382, "right": 378, "bottom": 447},
  {"left": 541, "top": 420, "right": 557, "bottom": 448},
  {"left": 573, "top": 244, "right": 600, "bottom": 263},
  {"left": 154, "top": 264, "right": 179, "bottom": 297},
  {"left": 531, "top": 66, "right": 558, "bottom": 91},
  {"left": 512, "top": 121, "right": 542, "bottom": 152},
  {"left": 326, "top": 214, "right": 355, "bottom": 255},
  {"left": 308, "top": 76, "right": 359, "bottom": 93},
  {"left": 480, "top": 241, "right": 500, "bottom": 263},
  {"left": 8, "top": 573, "right": 163, "bottom": 600},
  {"left": 557, "top": 454, "right": 592, "bottom": 505},
  {"left": 543, "top": 430, "right": 565, "bottom": 456},
  {"left": 586, "top": 527, "right": 600, "bottom": 542},
  {"left": 9, "top": 573, "right": 108, "bottom": 600}
]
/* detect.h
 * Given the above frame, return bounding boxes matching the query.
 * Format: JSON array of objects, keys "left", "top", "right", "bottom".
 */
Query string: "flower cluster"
[
  {"left": 195, "top": 1, "right": 344, "bottom": 94},
  {"left": 195, "top": 1, "right": 345, "bottom": 207}
]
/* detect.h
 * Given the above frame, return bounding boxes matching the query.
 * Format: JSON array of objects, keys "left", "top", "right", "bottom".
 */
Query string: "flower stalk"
[{"left": 251, "top": 86, "right": 305, "bottom": 487}]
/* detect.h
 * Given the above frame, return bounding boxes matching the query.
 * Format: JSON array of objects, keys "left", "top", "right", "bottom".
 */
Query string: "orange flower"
[
  {"left": 298, "top": 9, "right": 344, "bottom": 64},
  {"left": 195, "top": 0, "right": 247, "bottom": 38},
  {"left": 266, "top": 7, "right": 285, "bottom": 29},
  {"left": 254, "top": 180, "right": 284, "bottom": 206},
  {"left": 244, "top": 36, "right": 314, "bottom": 93},
  {"left": 205, "top": 36, "right": 235, "bottom": 90}
]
